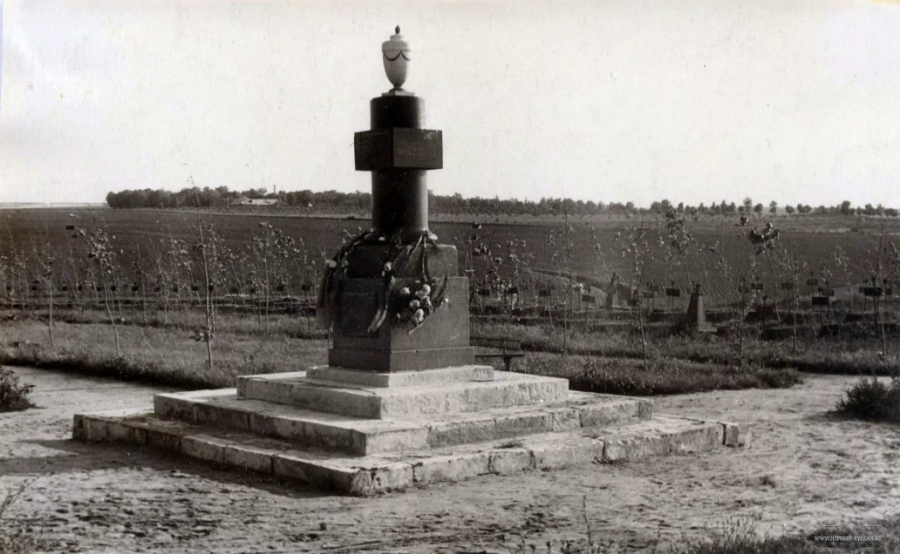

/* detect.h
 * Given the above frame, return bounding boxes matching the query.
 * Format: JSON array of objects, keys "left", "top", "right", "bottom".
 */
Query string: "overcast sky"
[{"left": 2, "top": 0, "right": 899, "bottom": 208}]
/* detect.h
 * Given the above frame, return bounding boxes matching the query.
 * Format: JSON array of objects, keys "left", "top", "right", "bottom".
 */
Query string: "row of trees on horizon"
[{"left": 104, "top": 187, "right": 900, "bottom": 218}]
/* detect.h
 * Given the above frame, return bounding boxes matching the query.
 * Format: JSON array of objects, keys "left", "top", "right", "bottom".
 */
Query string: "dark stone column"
[
  {"left": 371, "top": 169, "right": 428, "bottom": 236},
  {"left": 370, "top": 95, "right": 423, "bottom": 129},
  {"left": 355, "top": 95, "right": 441, "bottom": 240}
]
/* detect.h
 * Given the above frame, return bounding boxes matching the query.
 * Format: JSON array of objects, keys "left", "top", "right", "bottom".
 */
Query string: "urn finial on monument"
[{"left": 382, "top": 26, "right": 411, "bottom": 94}]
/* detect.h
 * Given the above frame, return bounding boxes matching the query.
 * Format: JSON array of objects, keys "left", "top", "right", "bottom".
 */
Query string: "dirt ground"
[{"left": 0, "top": 366, "right": 897, "bottom": 554}]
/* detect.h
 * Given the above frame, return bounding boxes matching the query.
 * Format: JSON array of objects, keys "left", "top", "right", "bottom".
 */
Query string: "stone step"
[
  {"left": 236, "top": 371, "right": 570, "bottom": 419},
  {"left": 153, "top": 389, "right": 653, "bottom": 456},
  {"left": 73, "top": 410, "right": 737, "bottom": 496},
  {"left": 306, "top": 365, "right": 496, "bottom": 388}
]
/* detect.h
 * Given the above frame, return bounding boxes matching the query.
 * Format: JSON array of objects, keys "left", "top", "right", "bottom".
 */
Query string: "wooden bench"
[{"left": 471, "top": 335, "right": 525, "bottom": 372}]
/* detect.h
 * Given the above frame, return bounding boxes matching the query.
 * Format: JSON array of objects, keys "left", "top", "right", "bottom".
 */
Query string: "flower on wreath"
[{"left": 387, "top": 276, "right": 450, "bottom": 332}]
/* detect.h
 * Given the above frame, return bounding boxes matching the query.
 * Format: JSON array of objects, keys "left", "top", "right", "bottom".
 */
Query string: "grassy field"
[
  {"left": 1, "top": 206, "right": 896, "bottom": 398},
  {"left": 473, "top": 320, "right": 900, "bottom": 376},
  {"left": 0, "top": 315, "right": 328, "bottom": 389},
  {"left": 526, "top": 353, "right": 800, "bottom": 395},
  {"left": 3, "top": 207, "right": 900, "bottom": 310}
]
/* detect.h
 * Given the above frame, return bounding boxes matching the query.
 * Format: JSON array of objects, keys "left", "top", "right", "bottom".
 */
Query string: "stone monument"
[
  {"left": 323, "top": 26, "right": 474, "bottom": 373},
  {"left": 73, "top": 29, "right": 738, "bottom": 495},
  {"left": 685, "top": 283, "right": 715, "bottom": 333},
  {"left": 605, "top": 272, "right": 621, "bottom": 309}
]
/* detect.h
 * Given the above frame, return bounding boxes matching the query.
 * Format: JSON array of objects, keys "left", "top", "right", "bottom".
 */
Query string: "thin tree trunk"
[
  {"left": 47, "top": 278, "right": 54, "bottom": 348},
  {"left": 197, "top": 215, "right": 214, "bottom": 370},
  {"left": 563, "top": 291, "right": 568, "bottom": 358},
  {"left": 638, "top": 297, "right": 647, "bottom": 362},
  {"left": 264, "top": 256, "right": 270, "bottom": 335},
  {"left": 738, "top": 302, "right": 745, "bottom": 367},
  {"left": 163, "top": 284, "right": 170, "bottom": 329},
  {"left": 765, "top": 254, "right": 782, "bottom": 324},
  {"left": 103, "top": 275, "right": 121, "bottom": 357},
  {"left": 792, "top": 287, "right": 798, "bottom": 354}
]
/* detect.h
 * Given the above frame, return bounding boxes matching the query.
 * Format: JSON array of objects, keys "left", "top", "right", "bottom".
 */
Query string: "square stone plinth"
[
  {"left": 306, "top": 365, "right": 495, "bottom": 387},
  {"left": 329, "top": 277, "right": 475, "bottom": 372},
  {"left": 236, "top": 370, "right": 569, "bottom": 420}
]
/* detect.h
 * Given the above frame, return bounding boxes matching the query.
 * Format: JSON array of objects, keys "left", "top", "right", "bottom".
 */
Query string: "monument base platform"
[
  {"left": 236, "top": 367, "right": 568, "bottom": 420},
  {"left": 72, "top": 368, "right": 740, "bottom": 495}
]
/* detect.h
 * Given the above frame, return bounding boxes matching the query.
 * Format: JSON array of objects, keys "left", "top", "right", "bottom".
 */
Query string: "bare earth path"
[{"left": 1, "top": 366, "right": 897, "bottom": 554}]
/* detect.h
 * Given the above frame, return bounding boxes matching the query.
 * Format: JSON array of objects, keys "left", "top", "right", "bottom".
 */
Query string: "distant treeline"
[{"left": 105, "top": 187, "right": 899, "bottom": 218}]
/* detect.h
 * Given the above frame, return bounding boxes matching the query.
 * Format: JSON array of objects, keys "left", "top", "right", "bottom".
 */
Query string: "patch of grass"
[
  {"left": 0, "top": 368, "right": 35, "bottom": 413},
  {"left": 0, "top": 526, "right": 49, "bottom": 554},
  {"left": 0, "top": 320, "right": 328, "bottom": 389},
  {"left": 527, "top": 353, "right": 801, "bottom": 396},
  {"left": 476, "top": 320, "right": 899, "bottom": 376},
  {"left": 667, "top": 517, "right": 815, "bottom": 554},
  {"left": 510, "top": 514, "right": 900, "bottom": 554},
  {"left": 837, "top": 376, "right": 900, "bottom": 422},
  {"left": 672, "top": 515, "right": 900, "bottom": 554},
  {"left": 20, "top": 308, "right": 330, "bottom": 340},
  {"left": 2, "top": 314, "right": 804, "bottom": 395}
]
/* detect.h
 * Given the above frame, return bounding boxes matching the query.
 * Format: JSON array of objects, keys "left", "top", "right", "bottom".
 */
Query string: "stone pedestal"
[
  {"left": 329, "top": 238, "right": 474, "bottom": 372},
  {"left": 74, "top": 365, "right": 738, "bottom": 495},
  {"left": 328, "top": 276, "right": 475, "bottom": 372}
]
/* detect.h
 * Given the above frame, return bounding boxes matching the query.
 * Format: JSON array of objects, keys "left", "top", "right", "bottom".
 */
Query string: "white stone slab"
[
  {"left": 306, "top": 365, "right": 495, "bottom": 388},
  {"left": 240, "top": 370, "right": 570, "bottom": 419}
]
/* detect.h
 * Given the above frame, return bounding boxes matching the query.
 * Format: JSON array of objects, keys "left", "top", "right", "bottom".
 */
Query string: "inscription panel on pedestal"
[{"left": 340, "top": 291, "right": 382, "bottom": 337}]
